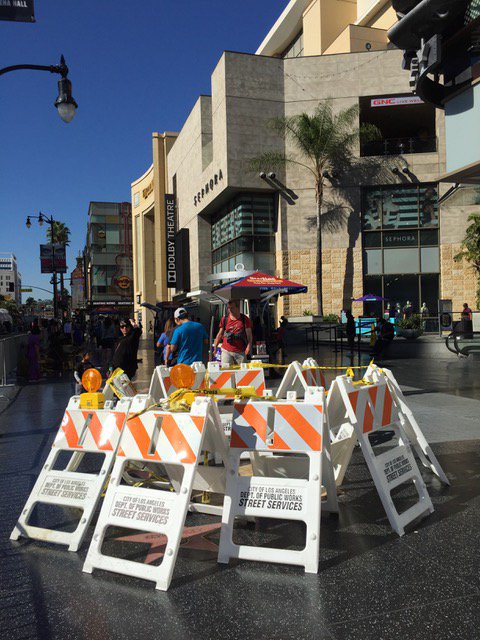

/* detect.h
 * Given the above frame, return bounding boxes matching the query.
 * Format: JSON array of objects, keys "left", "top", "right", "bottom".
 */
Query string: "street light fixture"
[
  {"left": 0, "top": 55, "right": 78, "bottom": 123},
  {"left": 26, "top": 212, "right": 59, "bottom": 319}
]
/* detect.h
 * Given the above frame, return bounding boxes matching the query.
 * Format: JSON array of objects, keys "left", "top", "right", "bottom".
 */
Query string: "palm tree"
[
  {"left": 46, "top": 222, "right": 71, "bottom": 310},
  {"left": 454, "top": 213, "right": 480, "bottom": 308},
  {"left": 250, "top": 100, "right": 378, "bottom": 315}
]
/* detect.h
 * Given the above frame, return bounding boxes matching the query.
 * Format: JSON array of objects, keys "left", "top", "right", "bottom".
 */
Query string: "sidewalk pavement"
[{"left": 2, "top": 346, "right": 480, "bottom": 639}]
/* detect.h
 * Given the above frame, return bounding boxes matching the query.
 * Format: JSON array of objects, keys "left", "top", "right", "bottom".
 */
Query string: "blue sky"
[{"left": 0, "top": 0, "right": 288, "bottom": 299}]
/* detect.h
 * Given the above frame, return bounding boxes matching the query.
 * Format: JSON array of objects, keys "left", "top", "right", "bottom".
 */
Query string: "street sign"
[
  {"left": 20, "top": 288, "right": 32, "bottom": 292},
  {"left": 40, "top": 244, "right": 67, "bottom": 274}
]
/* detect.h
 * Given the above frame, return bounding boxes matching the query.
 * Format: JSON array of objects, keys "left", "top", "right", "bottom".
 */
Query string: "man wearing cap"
[
  {"left": 213, "top": 299, "right": 253, "bottom": 366},
  {"left": 165, "top": 308, "right": 208, "bottom": 365}
]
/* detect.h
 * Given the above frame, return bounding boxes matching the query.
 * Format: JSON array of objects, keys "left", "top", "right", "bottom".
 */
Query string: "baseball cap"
[{"left": 174, "top": 307, "right": 188, "bottom": 319}]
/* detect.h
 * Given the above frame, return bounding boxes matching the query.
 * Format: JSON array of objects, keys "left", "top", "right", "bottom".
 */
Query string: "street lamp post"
[
  {"left": 0, "top": 55, "right": 78, "bottom": 123},
  {"left": 26, "top": 213, "right": 59, "bottom": 320}
]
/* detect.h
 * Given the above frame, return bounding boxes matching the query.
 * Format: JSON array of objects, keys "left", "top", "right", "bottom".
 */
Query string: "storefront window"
[
  {"left": 211, "top": 194, "right": 276, "bottom": 273},
  {"left": 362, "top": 184, "right": 440, "bottom": 315}
]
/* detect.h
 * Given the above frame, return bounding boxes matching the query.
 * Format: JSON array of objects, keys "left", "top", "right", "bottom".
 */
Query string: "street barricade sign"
[
  {"left": 11, "top": 397, "right": 132, "bottom": 551},
  {"left": 327, "top": 370, "right": 435, "bottom": 536},
  {"left": 218, "top": 388, "right": 332, "bottom": 573},
  {"left": 83, "top": 397, "right": 228, "bottom": 591}
]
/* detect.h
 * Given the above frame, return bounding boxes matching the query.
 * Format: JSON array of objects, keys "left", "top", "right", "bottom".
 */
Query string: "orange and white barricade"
[
  {"left": 148, "top": 362, "right": 206, "bottom": 400},
  {"left": 83, "top": 397, "right": 228, "bottom": 591},
  {"left": 206, "top": 362, "right": 236, "bottom": 390},
  {"left": 10, "top": 396, "right": 132, "bottom": 551},
  {"left": 234, "top": 367, "right": 266, "bottom": 395},
  {"left": 276, "top": 359, "right": 326, "bottom": 399},
  {"left": 218, "top": 388, "right": 334, "bottom": 573},
  {"left": 365, "top": 364, "right": 449, "bottom": 485},
  {"left": 327, "top": 372, "right": 435, "bottom": 536}
]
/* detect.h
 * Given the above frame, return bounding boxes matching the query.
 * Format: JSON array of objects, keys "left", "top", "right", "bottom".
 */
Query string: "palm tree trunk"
[{"left": 316, "top": 181, "right": 323, "bottom": 316}]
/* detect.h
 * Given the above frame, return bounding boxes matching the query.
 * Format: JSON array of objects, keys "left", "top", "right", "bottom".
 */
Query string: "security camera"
[
  {"left": 259, "top": 172, "right": 266, "bottom": 179},
  {"left": 268, "top": 172, "right": 276, "bottom": 180},
  {"left": 391, "top": 167, "right": 400, "bottom": 174},
  {"left": 402, "top": 166, "right": 409, "bottom": 174}
]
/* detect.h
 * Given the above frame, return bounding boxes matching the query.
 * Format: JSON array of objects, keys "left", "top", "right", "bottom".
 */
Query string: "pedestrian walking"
[
  {"left": 213, "top": 300, "right": 253, "bottom": 366},
  {"left": 111, "top": 318, "right": 142, "bottom": 380},
  {"left": 27, "top": 322, "right": 41, "bottom": 381},
  {"left": 461, "top": 303, "right": 472, "bottom": 320},
  {"left": 157, "top": 318, "right": 176, "bottom": 365},
  {"left": 165, "top": 308, "right": 208, "bottom": 365}
]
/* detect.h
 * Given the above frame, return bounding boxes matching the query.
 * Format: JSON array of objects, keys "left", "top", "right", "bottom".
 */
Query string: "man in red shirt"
[{"left": 213, "top": 300, "right": 253, "bottom": 366}]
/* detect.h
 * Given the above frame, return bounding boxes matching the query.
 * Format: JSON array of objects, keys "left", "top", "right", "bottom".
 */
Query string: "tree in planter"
[
  {"left": 46, "top": 222, "right": 71, "bottom": 310},
  {"left": 250, "top": 100, "right": 379, "bottom": 315},
  {"left": 454, "top": 213, "right": 480, "bottom": 309}
]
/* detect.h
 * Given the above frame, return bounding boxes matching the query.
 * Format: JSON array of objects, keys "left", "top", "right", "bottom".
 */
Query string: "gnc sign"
[{"left": 371, "top": 96, "right": 424, "bottom": 107}]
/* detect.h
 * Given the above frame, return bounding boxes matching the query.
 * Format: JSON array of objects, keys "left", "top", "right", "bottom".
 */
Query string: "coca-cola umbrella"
[
  {"left": 353, "top": 293, "right": 388, "bottom": 302},
  {"left": 215, "top": 270, "right": 308, "bottom": 300}
]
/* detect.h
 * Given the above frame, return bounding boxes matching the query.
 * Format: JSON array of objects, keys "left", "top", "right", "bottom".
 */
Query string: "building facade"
[
  {"left": 132, "top": 0, "right": 477, "bottom": 320},
  {"left": 0, "top": 253, "right": 21, "bottom": 305},
  {"left": 84, "top": 202, "right": 134, "bottom": 316}
]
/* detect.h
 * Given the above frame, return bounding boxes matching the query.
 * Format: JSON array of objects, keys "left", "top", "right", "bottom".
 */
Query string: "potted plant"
[{"left": 396, "top": 314, "right": 424, "bottom": 339}]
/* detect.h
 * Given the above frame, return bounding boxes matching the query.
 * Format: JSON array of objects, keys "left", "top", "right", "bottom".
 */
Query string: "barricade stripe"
[
  {"left": 363, "top": 400, "right": 374, "bottom": 433},
  {"left": 164, "top": 376, "right": 172, "bottom": 392},
  {"left": 273, "top": 431, "right": 290, "bottom": 450},
  {"left": 236, "top": 371, "right": 258, "bottom": 387},
  {"left": 230, "top": 427, "right": 249, "bottom": 449},
  {"left": 82, "top": 411, "right": 112, "bottom": 451},
  {"left": 60, "top": 411, "right": 79, "bottom": 448},
  {"left": 273, "top": 405, "right": 322, "bottom": 451},
  {"left": 208, "top": 372, "right": 232, "bottom": 389},
  {"left": 382, "top": 386, "right": 393, "bottom": 426},
  {"left": 190, "top": 415, "right": 205, "bottom": 433},
  {"left": 161, "top": 415, "right": 197, "bottom": 464},
  {"left": 127, "top": 417, "right": 161, "bottom": 461},
  {"left": 257, "top": 382, "right": 265, "bottom": 395},
  {"left": 236, "top": 403, "right": 267, "bottom": 442},
  {"left": 349, "top": 390, "right": 359, "bottom": 415},
  {"left": 368, "top": 386, "right": 378, "bottom": 408}
]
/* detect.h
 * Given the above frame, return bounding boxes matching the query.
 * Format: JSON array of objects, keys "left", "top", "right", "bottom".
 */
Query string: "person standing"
[
  {"left": 345, "top": 310, "right": 356, "bottom": 353},
  {"left": 111, "top": 318, "right": 142, "bottom": 379},
  {"left": 165, "top": 308, "right": 208, "bottom": 365},
  {"left": 157, "top": 318, "right": 175, "bottom": 365},
  {"left": 461, "top": 303, "right": 472, "bottom": 320},
  {"left": 213, "top": 299, "right": 253, "bottom": 366}
]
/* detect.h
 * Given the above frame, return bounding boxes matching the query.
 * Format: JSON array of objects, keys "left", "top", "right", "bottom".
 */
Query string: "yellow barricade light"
[
  {"left": 170, "top": 364, "right": 195, "bottom": 389},
  {"left": 80, "top": 367, "right": 105, "bottom": 409}
]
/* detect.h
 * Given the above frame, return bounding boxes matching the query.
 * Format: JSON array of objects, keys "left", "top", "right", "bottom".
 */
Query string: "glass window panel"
[
  {"left": 364, "top": 249, "right": 382, "bottom": 275},
  {"left": 362, "top": 275, "right": 383, "bottom": 317},
  {"left": 382, "top": 230, "right": 418, "bottom": 247},
  {"left": 106, "top": 225, "right": 120, "bottom": 244},
  {"left": 235, "top": 253, "right": 254, "bottom": 270},
  {"left": 228, "top": 257, "right": 235, "bottom": 271},
  {"left": 254, "top": 236, "right": 274, "bottom": 252},
  {"left": 237, "top": 236, "right": 253, "bottom": 252},
  {"left": 384, "top": 274, "right": 420, "bottom": 313},
  {"left": 363, "top": 190, "right": 382, "bottom": 230},
  {"left": 383, "top": 187, "right": 419, "bottom": 229},
  {"left": 420, "top": 247, "right": 440, "bottom": 273},
  {"left": 363, "top": 232, "right": 382, "bottom": 247},
  {"left": 383, "top": 248, "right": 419, "bottom": 274},
  {"left": 420, "top": 229, "right": 439, "bottom": 246},
  {"left": 419, "top": 185, "right": 438, "bottom": 227},
  {"left": 420, "top": 275, "right": 439, "bottom": 315},
  {"left": 254, "top": 253, "right": 275, "bottom": 272}
]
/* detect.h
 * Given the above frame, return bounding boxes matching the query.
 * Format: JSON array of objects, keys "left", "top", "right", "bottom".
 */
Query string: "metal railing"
[
  {"left": 0, "top": 333, "right": 28, "bottom": 385},
  {"left": 361, "top": 136, "right": 437, "bottom": 157}
]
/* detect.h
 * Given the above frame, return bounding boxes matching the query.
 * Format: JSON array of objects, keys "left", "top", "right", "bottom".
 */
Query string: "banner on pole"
[{"left": 0, "top": 0, "right": 35, "bottom": 22}]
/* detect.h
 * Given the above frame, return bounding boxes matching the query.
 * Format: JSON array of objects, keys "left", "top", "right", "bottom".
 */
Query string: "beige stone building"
[{"left": 131, "top": 0, "right": 477, "bottom": 325}]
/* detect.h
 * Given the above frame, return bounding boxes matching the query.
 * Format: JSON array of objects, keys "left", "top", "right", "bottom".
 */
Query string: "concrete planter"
[
  {"left": 396, "top": 328, "right": 423, "bottom": 339},
  {"left": 289, "top": 316, "right": 322, "bottom": 324}
]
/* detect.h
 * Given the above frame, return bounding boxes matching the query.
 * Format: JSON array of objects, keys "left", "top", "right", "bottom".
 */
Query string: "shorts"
[{"left": 221, "top": 349, "right": 246, "bottom": 366}]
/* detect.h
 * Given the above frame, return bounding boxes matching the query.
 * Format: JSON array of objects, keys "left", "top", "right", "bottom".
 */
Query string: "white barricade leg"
[
  {"left": 373, "top": 366, "right": 450, "bottom": 486},
  {"left": 83, "top": 397, "right": 226, "bottom": 590},
  {"left": 218, "top": 393, "right": 326, "bottom": 573},
  {"left": 330, "top": 375, "right": 435, "bottom": 536},
  {"left": 276, "top": 362, "right": 309, "bottom": 399},
  {"left": 10, "top": 399, "right": 131, "bottom": 551}
]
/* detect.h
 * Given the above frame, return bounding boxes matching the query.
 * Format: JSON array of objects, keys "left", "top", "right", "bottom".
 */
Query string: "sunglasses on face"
[{"left": 120, "top": 324, "right": 128, "bottom": 328}]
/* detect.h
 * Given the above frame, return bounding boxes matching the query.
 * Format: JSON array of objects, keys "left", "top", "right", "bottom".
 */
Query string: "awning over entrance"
[{"left": 215, "top": 271, "right": 308, "bottom": 299}]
